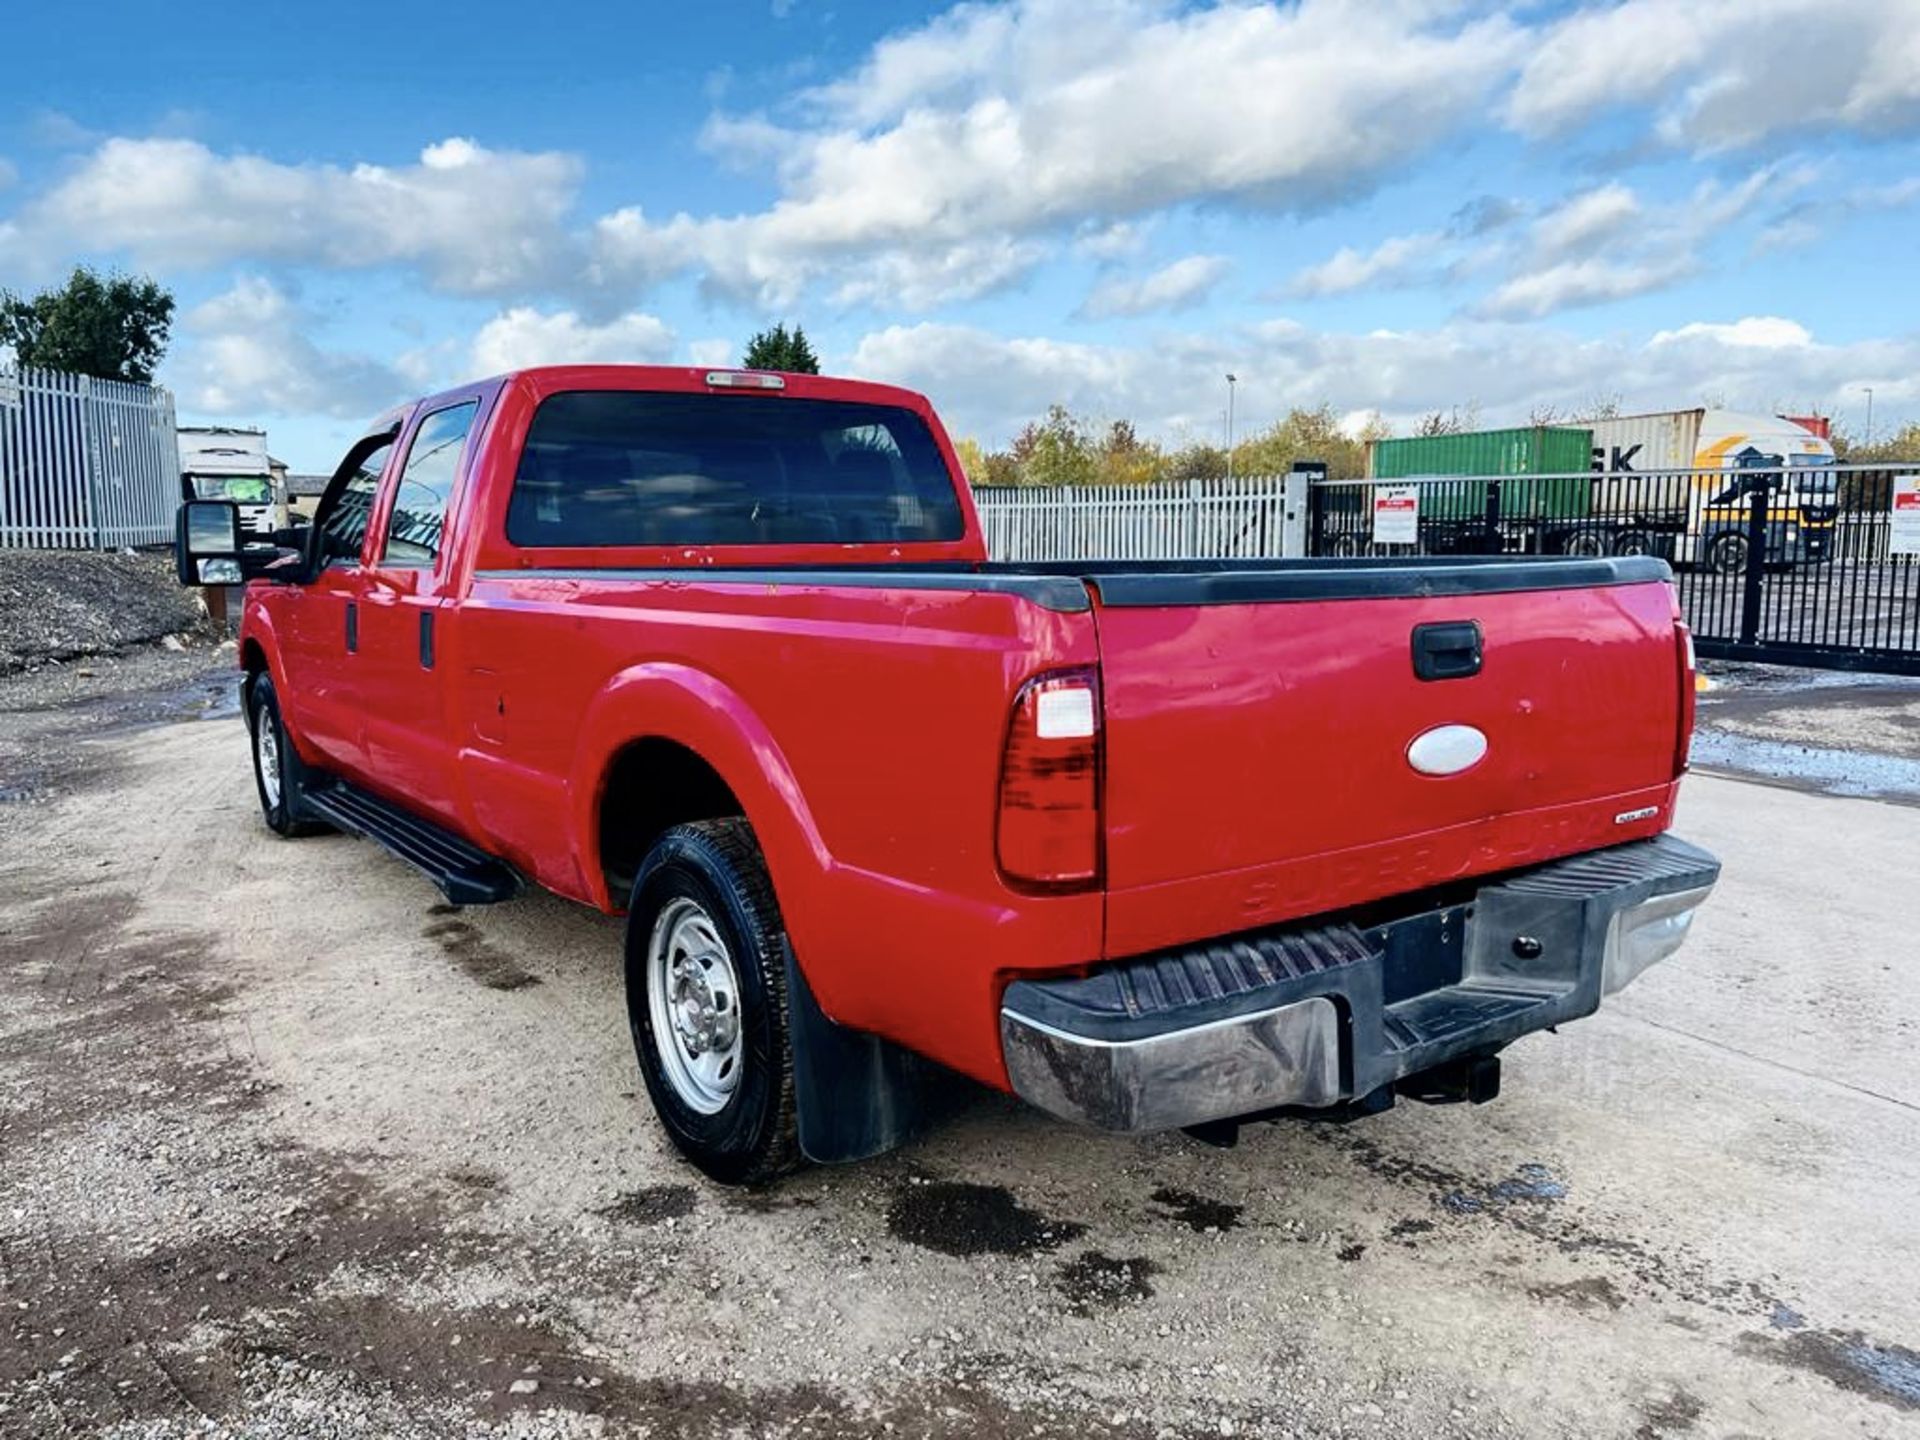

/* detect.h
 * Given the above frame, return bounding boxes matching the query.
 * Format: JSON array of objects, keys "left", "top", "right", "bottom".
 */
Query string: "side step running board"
[{"left": 301, "top": 777, "right": 521, "bottom": 906}]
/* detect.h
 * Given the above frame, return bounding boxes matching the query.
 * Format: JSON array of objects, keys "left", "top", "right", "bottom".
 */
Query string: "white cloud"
[
  {"left": 849, "top": 315, "right": 1919, "bottom": 448},
  {"left": 1508, "top": 0, "right": 1920, "bottom": 151},
  {"left": 1649, "top": 316, "right": 1813, "bottom": 350},
  {"left": 832, "top": 237, "right": 1045, "bottom": 310},
  {"left": 595, "top": 0, "right": 1525, "bottom": 306},
  {"left": 6, "top": 136, "right": 582, "bottom": 294},
  {"left": 1529, "top": 183, "right": 1641, "bottom": 260},
  {"left": 688, "top": 338, "right": 736, "bottom": 368},
  {"left": 1287, "top": 232, "right": 1444, "bottom": 297},
  {"left": 470, "top": 307, "right": 676, "bottom": 374},
  {"left": 171, "top": 277, "right": 405, "bottom": 419},
  {"left": 1478, "top": 255, "right": 1696, "bottom": 320},
  {"left": 1082, "top": 255, "right": 1229, "bottom": 318},
  {"left": 0, "top": 158, "right": 16, "bottom": 193},
  {"left": 1477, "top": 166, "right": 1799, "bottom": 319}
]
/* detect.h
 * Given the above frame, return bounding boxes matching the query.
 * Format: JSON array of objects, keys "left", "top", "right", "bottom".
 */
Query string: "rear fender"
[
  {"left": 570, "top": 661, "right": 830, "bottom": 931},
  {"left": 573, "top": 664, "right": 927, "bottom": 1163}
]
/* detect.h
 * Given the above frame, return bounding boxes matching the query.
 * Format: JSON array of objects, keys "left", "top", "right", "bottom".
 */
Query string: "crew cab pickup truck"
[{"left": 175, "top": 365, "right": 1719, "bottom": 1183}]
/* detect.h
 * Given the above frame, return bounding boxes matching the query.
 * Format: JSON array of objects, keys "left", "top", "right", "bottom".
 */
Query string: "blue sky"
[{"left": 1, "top": 0, "right": 1915, "bottom": 470}]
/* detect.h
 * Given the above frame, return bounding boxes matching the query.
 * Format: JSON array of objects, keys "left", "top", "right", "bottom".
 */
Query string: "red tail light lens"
[
  {"left": 1674, "top": 622, "right": 1697, "bottom": 775},
  {"left": 997, "top": 668, "right": 1102, "bottom": 890}
]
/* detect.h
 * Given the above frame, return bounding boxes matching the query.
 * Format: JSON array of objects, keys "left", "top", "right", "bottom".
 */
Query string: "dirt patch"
[
  {"left": 886, "top": 1182, "right": 1087, "bottom": 1258},
  {"left": 1149, "top": 1186, "right": 1243, "bottom": 1233},
  {"left": 421, "top": 914, "right": 542, "bottom": 992},
  {"left": 1634, "top": 1387, "right": 1705, "bottom": 1437},
  {"left": 597, "top": 1185, "right": 698, "bottom": 1226},
  {"left": 1531, "top": 1276, "right": 1628, "bottom": 1313},
  {"left": 1055, "top": 1251, "right": 1160, "bottom": 1317}
]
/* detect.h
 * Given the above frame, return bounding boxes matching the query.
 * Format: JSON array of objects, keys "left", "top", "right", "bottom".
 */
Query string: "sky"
[{"left": 1, "top": 0, "right": 1916, "bottom": 471}]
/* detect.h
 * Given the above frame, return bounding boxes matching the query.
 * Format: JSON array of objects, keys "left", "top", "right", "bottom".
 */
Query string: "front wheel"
[
  {"left": 625, "top": 819, "right": 801, "bottom": 1185},
  {"left": 248, "top": 671, "right": 325, "bottom": 837}
]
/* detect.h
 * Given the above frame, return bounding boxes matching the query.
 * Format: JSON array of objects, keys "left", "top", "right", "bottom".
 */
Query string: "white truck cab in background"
[{"left": 177, "top": 426, "right": 284, "bottom": 538}]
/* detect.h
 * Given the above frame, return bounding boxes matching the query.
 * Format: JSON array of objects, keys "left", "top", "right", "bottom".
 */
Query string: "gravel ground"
[
  {"left": 0, "top": 552, "right": 210, "bottom": 676},
  {"left": 1, "top": 654, "right": 1917, "bottom": 1438}
]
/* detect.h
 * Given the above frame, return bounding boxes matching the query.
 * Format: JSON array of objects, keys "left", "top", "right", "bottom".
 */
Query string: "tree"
[
  {"left": 0, "top": 266, "right": 175, "bottom": 384},
  {"left": 1008, "top": 405, "right": 1099, "bottom": 487},
  {"left": 1230, "top": 403, "right": 1375, "bottom": 480},
  {"left": 741, "top": 322, "right": 821, "bottom": 374}
]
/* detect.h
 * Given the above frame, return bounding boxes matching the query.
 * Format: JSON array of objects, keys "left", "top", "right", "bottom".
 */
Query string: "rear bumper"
[{"left": 1000, "top": 834, "right": 1719, "bottom": 1133}]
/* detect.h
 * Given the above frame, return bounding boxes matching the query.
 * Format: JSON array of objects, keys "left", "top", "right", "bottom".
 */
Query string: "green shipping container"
[{"left": 1366, "top": 427, "right": 1594, "bottom": 522}]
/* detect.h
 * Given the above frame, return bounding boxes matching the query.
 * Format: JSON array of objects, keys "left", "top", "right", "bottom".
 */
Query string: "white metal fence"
[
  {"left": 0, "top": 365, "right": 180, "bottom": 549},
  {"left": 974, "top": 475, "right": 1305, "bottom": 561}
]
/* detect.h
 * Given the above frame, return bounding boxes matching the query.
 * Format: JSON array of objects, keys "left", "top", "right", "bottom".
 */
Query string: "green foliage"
[
  {"left": 1832, "top": 421, "right": 1920, "bottom": 464},
  {"left": 741, "top": 322, "right": 821, "bottom": 374},
  {"left": 0, "top": 266, "right": 175, "bottom": 384},
  {"left": 1009, "top": 405, "right": 1100, "bottom": 487},
  {"left": 963, "top": 401, "right": 1388, "bottom": 486},
  {"left": 1229, "top": 403, "right": 1377, "bottom": 482}
]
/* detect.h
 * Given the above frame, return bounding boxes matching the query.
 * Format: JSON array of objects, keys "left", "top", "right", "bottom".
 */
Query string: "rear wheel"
[
  {"left": 1560, "top": 529, "right": 1608, "bottom": 557},
  {"left": 248, "top": 671, "right": 324, "bottom": 837},
  {"left": 1706, "top": 533, "right": 1749, "bottom": 576},
  {"left": 1611, "top": 528, "right": 1659, "bottom": 557},
  {"left": 625, "top": 819, "right": 801, "bottom": 1186}
]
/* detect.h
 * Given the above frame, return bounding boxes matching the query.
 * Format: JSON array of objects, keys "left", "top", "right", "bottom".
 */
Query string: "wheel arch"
[{"left": 571, "top": 664, "right": 831, "bottom": 931}]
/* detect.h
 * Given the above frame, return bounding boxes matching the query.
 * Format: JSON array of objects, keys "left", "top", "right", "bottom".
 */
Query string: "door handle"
[
  {"left": 345, "top": 600, "right": 358, "bottom": 654},
  {"left": 419, "top": 611, "right": 435, "bottom": 670},
  {"left": 1411, "top": 620, "right": 1481, "bottom": 680}
]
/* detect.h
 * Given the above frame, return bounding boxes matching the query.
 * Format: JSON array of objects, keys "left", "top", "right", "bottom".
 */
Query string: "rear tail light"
[
  {"left": 997, "top": 668, "right": 1102, "bottom": 890},
  {"left": 1674, "top": 621, "right": 1697, "bottom": 775}
]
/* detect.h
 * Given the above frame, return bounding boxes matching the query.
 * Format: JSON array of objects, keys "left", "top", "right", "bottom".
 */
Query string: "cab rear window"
[{"left": 506, "top": 391, "right": 966, "bottom": 547}]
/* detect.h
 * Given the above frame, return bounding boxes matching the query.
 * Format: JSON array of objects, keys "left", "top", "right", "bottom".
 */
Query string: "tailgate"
[{"left": 1089, "top": 560, "right": 1685, "bottom": 957}]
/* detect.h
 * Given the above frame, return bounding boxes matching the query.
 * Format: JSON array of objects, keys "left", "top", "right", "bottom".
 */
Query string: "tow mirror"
[{"left": 176, "top": 501, "right": 244, "bottom": 586}]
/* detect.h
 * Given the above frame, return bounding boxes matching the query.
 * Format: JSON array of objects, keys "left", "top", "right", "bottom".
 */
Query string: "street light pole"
[
  {"left": 1225, "top": 373, "right": 1238, "bottom": 484},
  {"left": 1864, "top": 386, "right": 1875, "bottom": 449}
]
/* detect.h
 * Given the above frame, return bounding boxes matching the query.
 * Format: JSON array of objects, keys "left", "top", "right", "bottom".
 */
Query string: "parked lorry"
[
  {"left": 1586, "top": 409, "right": 1837, "bottom": 573},
  {"left": 1363, "top": 410, "right": 1836, "bottom": 570},
  {"left": 174, "top": 365, "right": 1719, "bottom": 1183},
  {"left": 178, "top": 426, "right": 283, "bottom": 538}
]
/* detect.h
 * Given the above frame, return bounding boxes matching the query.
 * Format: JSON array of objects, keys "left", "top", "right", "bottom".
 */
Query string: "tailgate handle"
[{"left": 1412, "top": 621, "right": 1482, "bottom": 681}]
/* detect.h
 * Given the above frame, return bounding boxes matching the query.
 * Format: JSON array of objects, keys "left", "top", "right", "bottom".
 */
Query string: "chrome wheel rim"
[
  {"left": 256, "top": 712, "right": 283, "bottom": 810},
  {"left": 646, "top": 897, "right": 743, "bottom": 1114}
]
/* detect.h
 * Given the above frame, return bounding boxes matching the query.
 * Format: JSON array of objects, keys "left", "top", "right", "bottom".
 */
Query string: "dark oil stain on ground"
[
  {"left": 1742, "top": 1328, "right": 1920, "bottom": 1411},
  {"left": 1530, "top": 1276, "right": 1627, "bottom": 1313},
  {"left": 1389, "top": 1218, "right": 1436, "bottom": 1244},
  {"left": 1056, "top": 1251, "right": 1160, "bottom": 1316},
  {"left": 1336, "top": 1242, "right": 1367, "bottom": 1262},
  {"left": 1149, "top": 1186, "right": 1243, "bottom": 1233},
  {"left": 1633, "top": 1387, "right": 1705, "bottom": 1438},
  {"left": 598, "top": 1185, "right": 698, "bottom": 1226},
  {"left": 887, "top": 1181, "right": 1087, "bottom": 1258},
  {"left": 421, "top": 915, "right": 541, "bottom": 991}
]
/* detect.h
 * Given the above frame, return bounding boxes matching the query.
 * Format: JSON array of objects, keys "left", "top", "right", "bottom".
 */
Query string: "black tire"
[
  {"left": 1560, "top": 529, "right": 1608, "bottom": 557},
  {"left": 625, "top": 818, "right": 801, "bottom": 1186},
  {"left": 1706, "top": 533, "right": 1749, "bottom": 576},
  {"left": 1611, "top": 528, "right": 1659, "bottom": 557},
  {"left": 247, "top": 671, "right": 325, "bottom": 837}
]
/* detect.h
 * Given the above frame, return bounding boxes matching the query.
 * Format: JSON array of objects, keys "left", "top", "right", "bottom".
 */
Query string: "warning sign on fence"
[
  {"left": 1893, "top": 474, "right": 1920, "bottom": 557},
  {"left": 1372, "top": 485, "right": 1420, "bottom": 545}
]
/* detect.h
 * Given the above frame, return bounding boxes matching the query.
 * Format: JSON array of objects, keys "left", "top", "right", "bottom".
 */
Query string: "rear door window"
[
  {"left": 382, "top": 402, "right": 478, "bottom": 565},
  {"left": 505, "top": 391, "right": 965, "bottom": 547}
]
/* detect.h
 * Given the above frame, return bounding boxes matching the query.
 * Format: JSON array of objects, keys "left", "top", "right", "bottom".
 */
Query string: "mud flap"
[{"left": 784, "top": 943, "right": 929, "bottom": 1164}]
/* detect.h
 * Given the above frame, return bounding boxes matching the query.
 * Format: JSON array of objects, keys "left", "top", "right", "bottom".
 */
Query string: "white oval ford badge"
[{"left": 1407, "top": 724, "right": 1489, "bottom": 776}]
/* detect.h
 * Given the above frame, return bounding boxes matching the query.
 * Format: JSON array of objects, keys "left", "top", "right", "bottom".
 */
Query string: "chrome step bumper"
[{"left": 1000, "top": 834, "right": 1720, "bottom": 1133}]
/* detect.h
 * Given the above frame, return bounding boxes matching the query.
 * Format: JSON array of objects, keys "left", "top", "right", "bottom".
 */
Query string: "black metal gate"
[{"left": 1307, "top": 462, "right": 1920, "bottom": 676}]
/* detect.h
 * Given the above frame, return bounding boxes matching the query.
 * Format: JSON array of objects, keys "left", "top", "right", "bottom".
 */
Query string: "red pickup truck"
[{"left": 175, "top": 365, "right": 1719, "bottom": 1183}]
